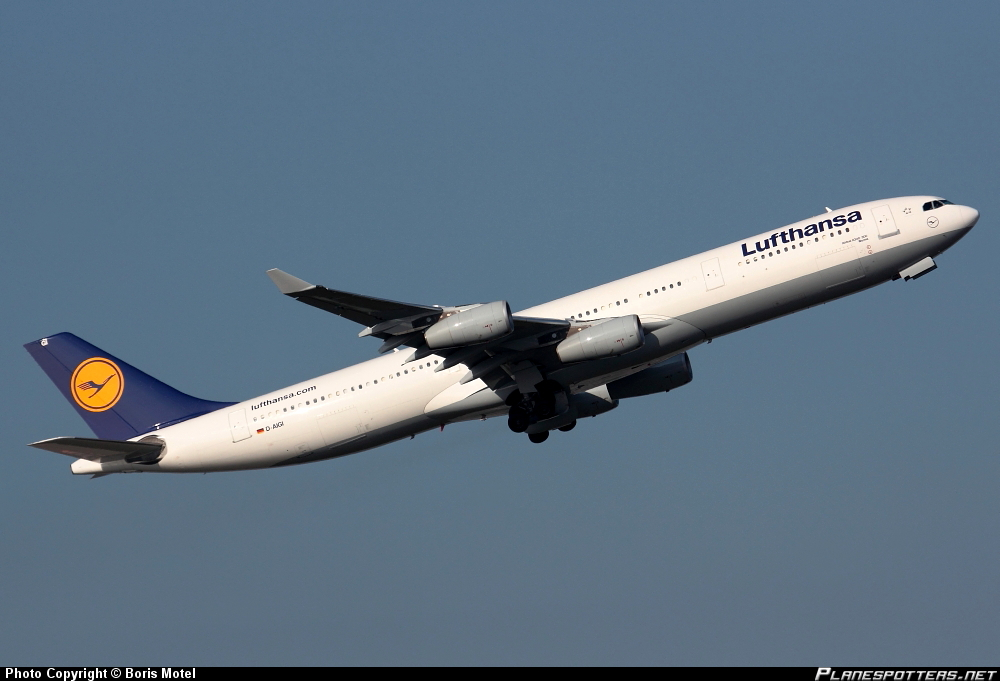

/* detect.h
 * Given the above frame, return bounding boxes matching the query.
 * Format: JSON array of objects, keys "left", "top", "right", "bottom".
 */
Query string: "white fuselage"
[{"left": 71, "top": 196, "right": 978, "bottom": 475}]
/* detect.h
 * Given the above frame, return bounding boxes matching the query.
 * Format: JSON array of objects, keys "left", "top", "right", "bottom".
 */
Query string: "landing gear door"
[
  {"left": 229, "top": 409, "right": 251, "bottom": 442},
  {"left": 872, "top": 205, "right": 899, "bottom": 239},
  {"left": 701, "top": 257, "right": 725, "bottom": 291}
]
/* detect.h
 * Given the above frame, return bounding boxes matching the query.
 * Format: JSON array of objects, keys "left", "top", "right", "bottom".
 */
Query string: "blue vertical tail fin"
[{"left": 25, "top": 332, "right": 234, "bottom": 440}]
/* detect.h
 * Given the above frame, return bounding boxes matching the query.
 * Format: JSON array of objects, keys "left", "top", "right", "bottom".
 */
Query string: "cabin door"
[
  {"left": 871, "top": 205, "right": 899, "bottom": 239},
  {"left": 228, "top": 409, "right": 251, "bottom": 442},
  {"left": 701, "top": 257, "right": 725, "bottom": 291}
]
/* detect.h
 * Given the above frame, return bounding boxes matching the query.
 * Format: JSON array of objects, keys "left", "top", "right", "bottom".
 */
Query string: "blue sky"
[{"left": 2, "top": 1, "right": 998, "bottom": 665}]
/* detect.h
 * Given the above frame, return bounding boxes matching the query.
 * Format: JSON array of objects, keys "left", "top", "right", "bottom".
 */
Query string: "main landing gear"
[{"left": 506, "top": 381, "right": 576, "bottom": 444}]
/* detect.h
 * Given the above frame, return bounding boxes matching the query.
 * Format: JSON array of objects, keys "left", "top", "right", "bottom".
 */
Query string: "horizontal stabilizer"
[{"left": 29, "top": 437, "right": 163, "bottom": 463}]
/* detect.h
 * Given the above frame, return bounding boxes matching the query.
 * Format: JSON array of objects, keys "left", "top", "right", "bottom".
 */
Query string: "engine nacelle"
[
  {"left": 606, "top": 353, "right": 693, "bottom": 400},
  {"left": 424, "top": 301, "right": 513, "bottom": 349},
  {"left": 556, "top": 315, "right": 644, "bottom": 363}
]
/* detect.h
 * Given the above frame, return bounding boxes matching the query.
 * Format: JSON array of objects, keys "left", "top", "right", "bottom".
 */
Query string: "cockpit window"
[{"left": 923, "top": 199, "right": 954, "bottom": 211}]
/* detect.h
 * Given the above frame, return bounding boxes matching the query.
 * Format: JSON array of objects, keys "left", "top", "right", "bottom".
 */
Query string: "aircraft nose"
[{"left": 964, "top": 205, "right": 980, "bottom": 229}]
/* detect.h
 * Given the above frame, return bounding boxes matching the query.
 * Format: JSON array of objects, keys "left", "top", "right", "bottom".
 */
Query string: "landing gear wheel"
[
  {"left": 558, "top": 421, "right": 577, "bottom": 432},
  {"left": 507, "top": 407, "right": 530, "bottom": 433},
  {"left": 528, "top": 431, "right": 549, "bottom": 444}
]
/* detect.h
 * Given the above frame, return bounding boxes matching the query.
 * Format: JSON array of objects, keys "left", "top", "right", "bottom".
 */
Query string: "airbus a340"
[{"left": 26, "top": 196, "right": 978, "bottom": 476}]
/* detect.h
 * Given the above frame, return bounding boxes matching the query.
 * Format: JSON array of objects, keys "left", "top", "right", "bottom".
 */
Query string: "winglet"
[{"left": 267, "top": 269, "right": 315, "bottom": 295}]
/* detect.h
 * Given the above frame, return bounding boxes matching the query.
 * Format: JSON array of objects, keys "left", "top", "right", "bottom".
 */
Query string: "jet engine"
[
  {"left": 556, "top": 315, "right": 644, "bottom": 363},
  {"left": 606, "top": 353, "right": 693, "bottom": 399},
  {"left": 424, "top": 301, "right": 514, "bottom": 349}
]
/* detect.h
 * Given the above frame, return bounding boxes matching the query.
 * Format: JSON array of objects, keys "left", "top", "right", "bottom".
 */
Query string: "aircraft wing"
[
  {"left": 267, "top": 269, "right": 441, "bottom": 328},
  {"left": 267, "top": 269, "right": 572, "bottom": 391}
]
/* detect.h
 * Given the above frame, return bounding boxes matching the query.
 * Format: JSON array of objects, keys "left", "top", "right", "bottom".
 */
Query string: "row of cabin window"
[
  {"left": 334, "top": 359, "right": 441, "bottom": 396},
  {"left": 251, "top": 359, "right": 442, "bottom": 421},
  {"left": 738, "top": 228, "right": 850, "bottom": 266},
  {"left": 569, "top": 282, "right": 684, "bottom": 320}
]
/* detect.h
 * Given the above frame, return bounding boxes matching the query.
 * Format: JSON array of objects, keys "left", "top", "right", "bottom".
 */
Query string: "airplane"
[{"left": 24, "top": 196, "right": 979, "bottom": 477}]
